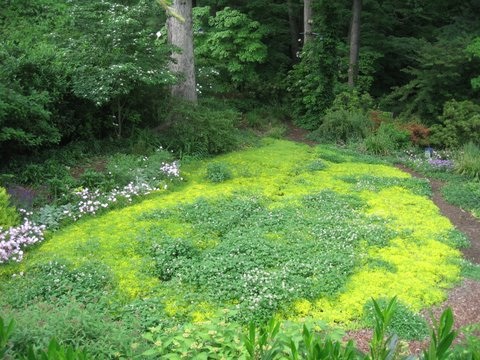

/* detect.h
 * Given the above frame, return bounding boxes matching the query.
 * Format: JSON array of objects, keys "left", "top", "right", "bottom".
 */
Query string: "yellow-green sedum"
[{"left": 1, "top": 139, "right": 461, "bottom": 327}]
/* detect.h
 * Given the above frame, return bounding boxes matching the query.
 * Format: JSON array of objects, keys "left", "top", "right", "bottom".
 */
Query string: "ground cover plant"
[{"left": 0, "top": 139, "right": 467, "bottom": 358}]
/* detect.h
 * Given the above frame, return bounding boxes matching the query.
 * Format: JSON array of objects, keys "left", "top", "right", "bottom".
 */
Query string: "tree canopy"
[{"left": 1, "top": 0, "right": 479, "bottom": 158}]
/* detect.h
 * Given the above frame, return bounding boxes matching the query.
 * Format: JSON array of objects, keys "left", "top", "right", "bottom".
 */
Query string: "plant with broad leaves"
[
  {"left": 194, "top": 6, "right": 267, "bottom": 93},
  {"left": 66, "top": 0, "right": 174, "bottom": 138}
]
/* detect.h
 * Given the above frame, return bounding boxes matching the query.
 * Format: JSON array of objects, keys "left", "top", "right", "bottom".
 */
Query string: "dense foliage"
[
  {"left": 1, "top": 139, "right": 469, "bottom": 358},
  {"left": 1, "top": 0, "right": 480, "bottom": 357},
  {"left": 0, "top": 0, "right": 171, "bottom": 161}
]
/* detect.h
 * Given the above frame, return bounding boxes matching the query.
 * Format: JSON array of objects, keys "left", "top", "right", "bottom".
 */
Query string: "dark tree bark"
[
  {"left": 303, "top": 0, "right": 313, "bottom": 44},
  {"left": 167, "top": 0, "right": 197, "bottom": 102},
  {"left": 348, "top": 0, "right": 362, "bottom": 87},
  {"left": 287, "top": 0, "right": 300, "bottom": 60}
]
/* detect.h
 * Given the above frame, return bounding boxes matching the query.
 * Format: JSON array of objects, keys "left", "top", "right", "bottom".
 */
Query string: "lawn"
[{"left": 0, "top": 139, "right": 464, "bottom": 357}]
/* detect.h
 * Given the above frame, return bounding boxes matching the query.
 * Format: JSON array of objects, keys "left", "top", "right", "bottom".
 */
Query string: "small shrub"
[
  {"left": 404, "top": 122, "right": 430, "bottom": 146},
  {"left": 317, "top": 150, "right": 347, "bottom": 163},
  {"left": 106, "top": 149, "right": 174, "bottom": 189},
  {"left": 163, "top": 101, "right": 240, "bottom": 155},
  {"left": 206, "top": 162, "right": 233, "bottom": 183},
  {"left": 33, "top": 204, "right": 70, "bottom": 230},
  {"left": 309, "top": 110, "right": 372, "bottom": 144},
  {"left": 264, "top": 125, "right": 286, "bottom": 139},
  {"left": 365, "top": 131, "right": 394, "bottom": 155},
  {"left": 430, "top": 100, "right": 480, "bottom": 148},
  {"left": 365, "top": 123, "right": 410, "bottom": 155},
  {"left": 0, "top": 316, "right": 15, "bottom": 358},
  {"left": 244, "top": 108, "right": 278, "bottom": 130},
  {"left": 329, "top": 90, "right": 374, "bottom": 114},
  {"left": 79, "top": 169, "right": 108, "bottom": 190},
  {"left": 438, "top": 229, "right": 470, "bottom": 249},
  {"left": 454, "top": 142, "right": 480, "bottom": 181},
  {"left": 0, "top": 187, "right": 19, "bottom": 228},
  {"left": 451, "top": 323, "right": 480, "bottom": 359}
]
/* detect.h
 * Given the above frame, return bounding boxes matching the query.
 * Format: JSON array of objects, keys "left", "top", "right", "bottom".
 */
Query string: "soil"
[{"left": 285, "top": 123, "right": 480, "bottom": 355}]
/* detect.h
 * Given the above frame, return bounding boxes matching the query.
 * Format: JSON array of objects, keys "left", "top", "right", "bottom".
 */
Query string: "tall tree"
[
  {"left": 303, "top": 0, "right": 313, "bottom": 44},
  {"left": 167, "top": 0, "right": 197, "bottom": 102},
  {"left": 287, "top": 0, "right": 300, "bottom": 60},
  {"left": 348, "top": 0, "right": 361, "bottom": 87}
]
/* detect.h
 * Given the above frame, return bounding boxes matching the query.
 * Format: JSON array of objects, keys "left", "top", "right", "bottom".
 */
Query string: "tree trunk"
[
  {"left": 167, "top": 0, "right": 197, "bottom": 102},
  {"left": 303, "top": 0, "right": 313, "bottom": 44},
  {"left": 287, "top": 0, "right": 300, "bottom": 60},
  {"left": 348, "top": 0, "right": 362, "bottom": 88}
]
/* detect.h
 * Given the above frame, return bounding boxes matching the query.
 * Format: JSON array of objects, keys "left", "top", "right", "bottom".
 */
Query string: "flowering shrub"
[
  {"left": 0, "top": 211, "right": 45, "bottom": 263},
  {"left": 428, "top": 158, "right": 454, "bottom": 170},
  {"left": 401, "top": 148, "right": 455, "bottom": 173},
  {"left": 0, "top": 161, "right": 182, "bottom": 263}
]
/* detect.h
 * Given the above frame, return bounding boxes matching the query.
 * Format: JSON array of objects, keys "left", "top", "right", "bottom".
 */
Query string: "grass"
[{"left": 0, "top": 139, "right": 464, "bottom": 357}]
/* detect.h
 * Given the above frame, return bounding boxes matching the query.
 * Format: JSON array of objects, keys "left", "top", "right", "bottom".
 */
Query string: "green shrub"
[
  {"left": 309, "top": 110, "right": 373, "bottom": 144},
  {"left": 205, "top": 162, "right": 233, "bottom": 183},
  {"left": 317, "top": 149, "right": 348, "bottom": 163},
  {"left": 365, "top": 122, "right": 410, "bottom": 155},
  {"left": 79, "top": 169, "right": 108, "bottom": 190},
  {"left": 163, "top": 101, "right": 240, "bottom": 155},
  {"left": 106, "top": 154, "right": 140, "bottom": 187},
  {"left": 340, "top": 175, "right": 431, "bottom": 197},
  {"left": 243, "top": 107, "right": 281, "bottom": 131},
  {"left": 430, "top": 100, "right": 480, "bottom": 148},
  {"left": 454, "top": 142, "right": 480, "bottom": 181},
  {"left": 264, "top": 125, "right": 287, "bottom": 139},
  {"left": 437, "top": 229, "right": 470, "bottom": 249},
  {"left": 329, "top": 90, "right": 374, "bottom": 113},
  {"left": 0, "top": 187, "right": 19, "bottom": 228},
  {"left": 306, "top": 159, "right": 327, "bottom": 172},
  {"left": 364, "top": 132, "right": 394, "bottom": 155},
  {"left": 451, "top": 323, "right": 480, "bottom": 359},
  {"left": 106, "top": 149, "right": 173, "bottom": 189}
]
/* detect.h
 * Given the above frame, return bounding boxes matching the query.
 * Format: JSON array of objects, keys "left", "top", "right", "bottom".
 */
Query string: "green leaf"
[{"left": 142, "top": 348, "right": 160, "bottom": 357}]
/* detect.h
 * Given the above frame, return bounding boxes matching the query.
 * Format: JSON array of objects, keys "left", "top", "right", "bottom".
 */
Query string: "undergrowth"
[{"left": 0, "top": 139, "right": 464, "bottom": 358}]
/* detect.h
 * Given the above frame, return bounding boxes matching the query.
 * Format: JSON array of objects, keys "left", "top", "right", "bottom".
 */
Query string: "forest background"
[{"left": 1, "top": 0, "right": 480, "bottom": 165}]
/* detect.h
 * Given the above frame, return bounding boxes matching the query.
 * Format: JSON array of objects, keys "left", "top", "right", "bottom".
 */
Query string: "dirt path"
[
  {"left": 396, "top": 165, "right": 480, "bottom": 265},
  {"left": 285, "top": 123, "right": 480, "bottom": 264},
  {"left": 285, "top": 123, "right": 480, "bottom": 353}
]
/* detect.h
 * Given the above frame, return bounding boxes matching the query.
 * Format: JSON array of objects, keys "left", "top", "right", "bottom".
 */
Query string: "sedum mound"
[{"left": 0, "top": 139, "right": 461, "bottom": 328}]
